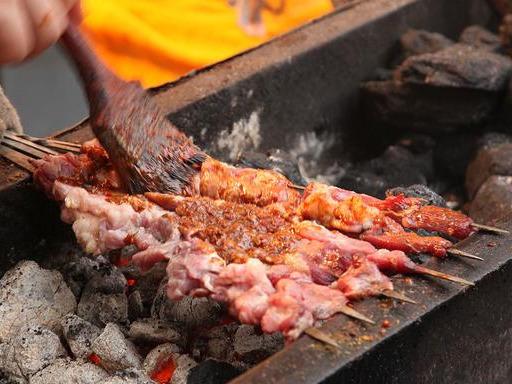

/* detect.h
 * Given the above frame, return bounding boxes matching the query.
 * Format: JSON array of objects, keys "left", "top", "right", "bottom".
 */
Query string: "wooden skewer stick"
[
  {"left": 381, "top": 290, "right": 417, "bottom": 304},
  {"left": 472, "top": 223, "right": 509, "bottom": 235},
  {"left": 447, "top": 249, "right": 484, "bottom": 261},
  {"left": 414, "top": 266, "right": 474, "bottom": 286},
  {"left": 0, "top": 145, "right": 36, "bottom": 171},
  {"left": 304, "top": 327, "right": 341, "bottom": 349},
  {"left": 340, "top": 305, "right": 375, "bottom": 324},
  {"left": 289, "top": 184, "right": 306, "bottom": 191}
]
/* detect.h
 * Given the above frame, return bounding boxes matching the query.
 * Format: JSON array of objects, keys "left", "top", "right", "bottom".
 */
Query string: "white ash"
[
  {"left": 61, "top": 255, "right": 109, "bottom": 297},
  {"left": 128, "top": 319, "right": 186, "bottom": 347},
  {"left": 289, "top": 131, "right": 346, "bottom": 185},
  {"left": 143, "top": 343, "right": 181, "bottom": 377},
  {"left": 216, "top": 111, "right": 262, "bottom": 161},
  {"left": 61, "top": 314, "right": 102, "bottom": 359},
  {"left": 0, "top": 260, "right": 76, "bottom": 342},
  {"left": 0, "top": 326, "right": 66, "bottom": 381},
  {"left": 104, "top": 368, "right": 155, "bottom": 384},
  {"left": 92, "top": 323, "right": 142, "bottom": 372},
  {"left": 29, "top": 358, "right": 109, "bottom": 384},
  {"left": 169, "top": 354, "right": 198, "bottom": 384}
]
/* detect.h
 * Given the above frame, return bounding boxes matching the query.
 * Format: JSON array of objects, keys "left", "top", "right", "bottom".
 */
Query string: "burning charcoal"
[
  {"left": 152, "top": 283, "right": 223, "bottom": 330},
  {"left": 104, "top": 368, "right": 155, "bottom": 384},
  {"left": 77, "top": 270, "right": 129, "bottom": 327},
  {"left": 466, "top": 143, "right": 512, "bottom": 199},
  {"left": 469, "top": 175, "right": 512, "bottom": 224},
  {"left": 169, "top": 355, "right": 197, "bottom": 384},
  {"left": 400, "top": 29, "right": 454, "bottom": 58},
  {"left": 387, "top": 185, "right": 447, "bottom": 207},
  {"left": 128, "top": 319, "right": 186, "bottom": 347},
  {"left": 92, "top": 323, "right": 142, "bottom": 372},
  {"left": 29, "top": 358, "right": 109, "bottom": 384},
  {"left": 124, "top": 266, "right": 167, "bottom": 313},
  {"left": 232, "top": 325, "right": 284, "bottom": 368},
  {"left": 237, "top": 149, "right": 307, "bottom": 186},
  {"left": 187, "top": 359, "right": 242, "bottom": 384},
  {"left": 0, "top": 261, "right": 76, "bottom": 342},
  {"left": 142, "top": 343, "right": 180, "bottom": 378},
  {"left": 128, "top": 291, "right": 145, "bottom": 321},
  {"left": 433, "top": 133, "right": 479, "bottom": 182},
  {"left": 396, "top": 44, "right": 512, "bottom": 91},
  {"left": 61, "top": 314, "right": 102, "bottom": 359},
  {"left": 362, "top": 79, "right": 500, "bottom": 132},
  {"left": 459, "top": 25, "right": 502, "bottom": 52},
  {"left": 0, "top": 326, "right": 66, "bottom": 381}
]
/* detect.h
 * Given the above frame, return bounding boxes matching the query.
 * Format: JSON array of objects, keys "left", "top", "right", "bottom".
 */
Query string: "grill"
[{"left": 1, "top": 0, "right": 511, "bottom": 383}]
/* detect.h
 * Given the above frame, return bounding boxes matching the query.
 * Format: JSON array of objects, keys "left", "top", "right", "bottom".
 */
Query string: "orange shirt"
[{"left": 81, "top": 0, "right": 333, "bottom": 87}]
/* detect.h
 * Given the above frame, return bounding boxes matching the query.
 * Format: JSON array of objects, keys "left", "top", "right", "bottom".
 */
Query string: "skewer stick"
[
  {"left": 290, "top": 184, "right": 306, "bottom": 191},
  {"left": 381, "top": 290, "right": 417, "bottom": 304},
  {"left": 447, "top": 249, "right": 483, "bottom": 261},
  {"left": 472, "top": 223, "right": 509, "bottom": 235},
  {"left": 340, "top": 305, "right": 375, "bottom": 324},
  {"left": 304, "top": 327, "right": 341, "bottom": 349},
  {"left": 414, "top": 266, "right": 474, "bottom": 286}
]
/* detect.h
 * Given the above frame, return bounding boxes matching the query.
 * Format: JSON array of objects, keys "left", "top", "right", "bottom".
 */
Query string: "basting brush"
[{"left": 60, "top": 23, "right": 206, "bottom": 194}]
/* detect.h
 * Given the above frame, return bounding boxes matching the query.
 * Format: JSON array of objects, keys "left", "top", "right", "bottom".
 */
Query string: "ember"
[
  {"left": 88, "top": 353, "right": 102, "bottom": 366},
  {"left": 150, "top": 357, "right": 176, "bottom": 384}
]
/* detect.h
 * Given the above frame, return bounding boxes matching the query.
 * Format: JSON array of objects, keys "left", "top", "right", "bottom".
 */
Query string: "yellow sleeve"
[{"left": 81, "top": 0, "right": 333, "bottom": 87}]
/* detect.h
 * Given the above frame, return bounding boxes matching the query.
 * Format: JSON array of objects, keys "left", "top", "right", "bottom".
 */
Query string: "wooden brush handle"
[{"left": 61, "top": 22, "right": 123, "bottom": 113}]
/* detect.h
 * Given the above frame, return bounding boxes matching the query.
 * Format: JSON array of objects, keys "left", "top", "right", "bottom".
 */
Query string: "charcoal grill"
[{"left": 1, "top": 0, "right": 511, "bottom": 383}]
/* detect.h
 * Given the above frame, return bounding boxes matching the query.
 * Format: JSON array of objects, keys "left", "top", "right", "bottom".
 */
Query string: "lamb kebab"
[{"left": 32, "top": 146, "right": 473, "bottom": 340}]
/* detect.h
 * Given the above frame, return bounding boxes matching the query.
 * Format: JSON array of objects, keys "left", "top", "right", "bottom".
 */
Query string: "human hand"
[{"left": 0, "top": 0, "right": 81, "bottom": 64}]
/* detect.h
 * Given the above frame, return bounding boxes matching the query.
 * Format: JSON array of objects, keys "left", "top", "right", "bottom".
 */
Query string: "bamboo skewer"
[
  {"left": 447, "top": 249, "right": 484, "bottom": 261},
  {"left": 304, "top": 327, "right": 341, "bottom": 349},
  {"left": 340, "top": 305, "right": 375, "bottom": 324},
  {"left": 472, "top": 223, "right": 509, "bottom": 235},
  {"left": 415, "top": 266, "right": 474, "bottom": 286},
  {"left": 381, "top": 290, "right": 417, "bottom": 304}
]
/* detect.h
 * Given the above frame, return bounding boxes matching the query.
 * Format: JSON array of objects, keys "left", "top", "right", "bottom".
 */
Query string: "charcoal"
[
  {"left": 0, "top": 261, "right": 76, "bottom": 342},
  {"left": 187, "top": 359, "right": 242, "bottom": 384},
  {"left": 142, "top": 343, "right": 180, "bottom": 378},
  {"left": 128, "top": 291, "right": 144, "bottom": 321},
  {"left": 400, "top": 29, "right": 453, "bottom": 58},
  {"left": 0, "top": 326, "right": 66, "bottom": 380},
  {"left": 124, "top": 266, "right": 167, "bottom": 312},
  {"left": 128, "top": 319, "right": 186, "bottom": 347},
  {"left": 77, "top": 270, "right": 129, "bottom": 327},
  {"left": 92, "top": 323, "right": 142, "bottom": 372},
  {"left": 396, "top": 133, "right": 436, "bottom": 154},
  {"left": 169, "top": 355, "right": 198, "bottom": 384},
  {"left": 500, "top": 14, "right": 512, "bottom": 53},
  {"left": 237, "top": 148, "right": 307, "bottom": 186},
  {"left": 386, "top": 185, "right": 446, "bottom": 207},
  {"left": 61, "top": 256, "right": 107, "bottom": 297},
  {"left": 190, "top": 323, "right": 239, "bottom": 362},
  {"left": 29, "top": 358, "right": 109, "bottom": 384},
  {"left": 361, "top": 80, "right": 498, "bottom": 133},
  {"left": 433, "top": 133, "right": 479, "bottom": 181},
  {"left": 459, "top": 25, "right": 502, "bottom": 52},
  {"left": 466, "top": 143, "right": 512, "bottom": 199},
  {"left": 233, "top": 325, "right": 284, "bottom": 368},
  {"left": 373, "top": 68, "right": 393, "bottom": 81},
  {"left": 476, "top": 132, "right": 512, "bottom": 150},
  {"left": 469, "top": 176, "right": 512, "bottom": 224},
  {"left": 338, "top": 146, "right": 429, "bottom": 198},
  {"left": 61, "top": 314, "right": 102, "bottom": 359},
  {"left": 396, "top": 44, "right": 512, "bottom": 91},
  {"left": 104, "top": 368, "right": 155, "bottom": 384},
  {"left": 152, "top": 283, "right": 223, "bottom": 329}
]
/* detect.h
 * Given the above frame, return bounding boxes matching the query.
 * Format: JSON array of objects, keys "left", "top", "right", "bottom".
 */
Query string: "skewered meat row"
[{"left": 32, "top": 141, "right": 475, "bottom": 339}]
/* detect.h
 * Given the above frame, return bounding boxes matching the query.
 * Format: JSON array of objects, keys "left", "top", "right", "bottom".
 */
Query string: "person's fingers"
[
  {"left": 22, "top": 0, "right": 68, "bottom": 57},
  {"left": 68, "top": 2, "right": 83, "bottom": 24},
  {"left": 0, "top": 0, "right": 33, "bottom": 63}
]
